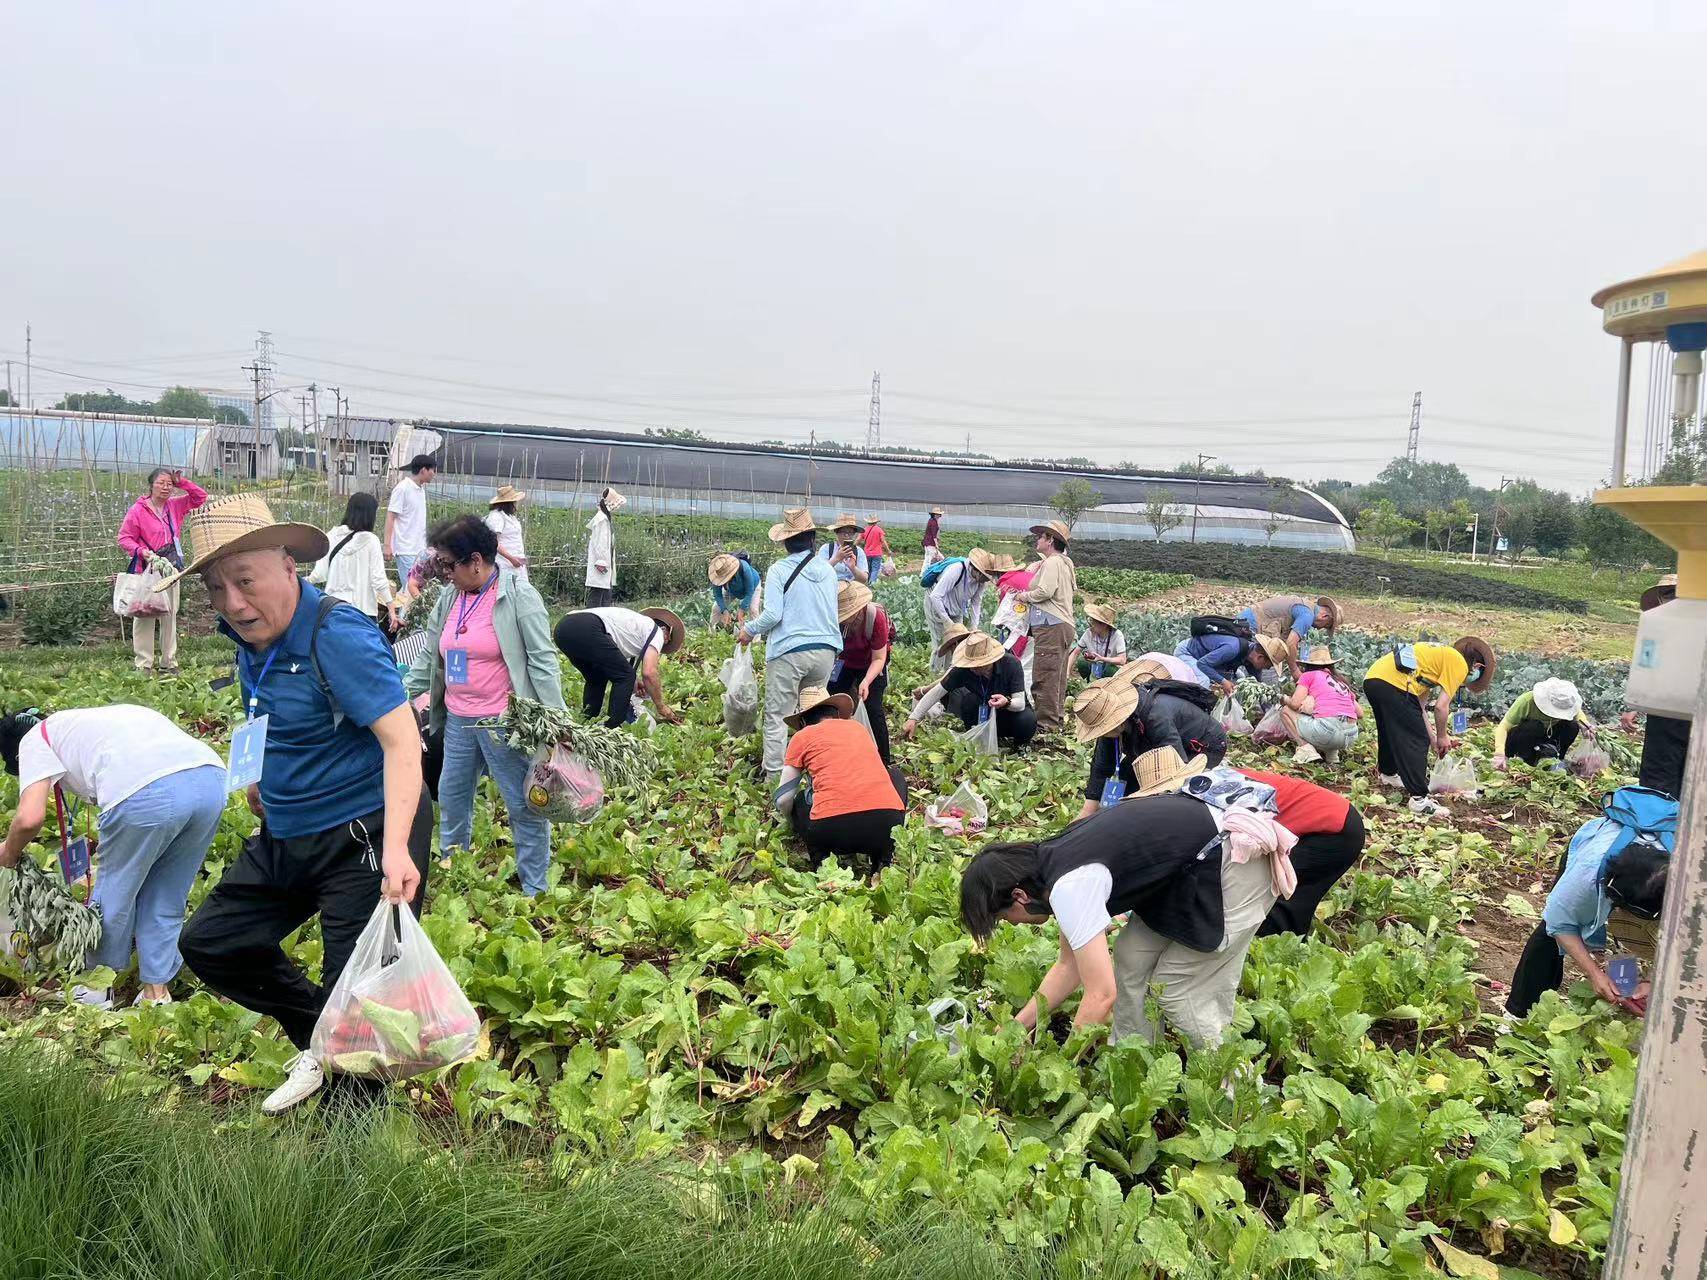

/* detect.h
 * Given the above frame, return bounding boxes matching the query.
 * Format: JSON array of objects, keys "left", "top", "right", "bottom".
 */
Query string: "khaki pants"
[
  {"left": 762, "top": 646, "right": 835, "bottom": 779},
  {"left": 1110, "top": 845, "right": 1277, "bottom": 1048},
  {"left": 1028, "top": 620, "right": 1073, "bottom": 734},
  {"left": 131, "top": 581, "right": 181, "bottom": 670},
  {"left": 926, "top": 606, "right": 951, "bottom": 673}
]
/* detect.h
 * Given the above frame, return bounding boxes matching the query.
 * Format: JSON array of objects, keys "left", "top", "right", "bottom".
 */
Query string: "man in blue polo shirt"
[{"left": 165, "top": 493, "right": 431, "bottom": 1115}]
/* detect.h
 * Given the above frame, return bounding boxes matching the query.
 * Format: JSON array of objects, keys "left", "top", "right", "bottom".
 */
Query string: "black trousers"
[
  {"left": 1506, "top": 717, "right": 1579, "bottom": 763},
  {"left": 1507, "top": 848, "right": 1571, "bottom": 1017},
  {"left": 943, "top": 686, "right": 1037, "bottom": 746},
  {"left": 554, "top": 612, "right": 635, "bottom": 729},
  {"left": 790, "top": 767, "right": 908, "bottom": 871},
  {"left": 1640, "top": 713, "right": 1691, "bottom": 799},
  {"left": 585, "top": 586, "right": 613, "bottom": 608},
  {"left": 180, "top": 791, "right": 434, "bottom": 1050},
  {"left": 1363, "top": 679, "right": 1431, "bottom": 796},
  {"left": 829, "top": 665, "right": 890, "bottom": 763},
  {"left": 1258, "top": 806, "right": 1367, "bottom": 938}
]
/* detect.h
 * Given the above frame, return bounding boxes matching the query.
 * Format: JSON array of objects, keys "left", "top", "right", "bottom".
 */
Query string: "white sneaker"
[
  {"left": 70, "top": 985, "right": 113, "bottom": 1010},
  {"left": 1379, "top": 773, "right": 1404, "bottom": 788},
  {"left": 1408, "top": 795, "right": 1446, "bottom": 817},
  {"left": 131, "top": 991, "right": 172, "bottom": 1007},
  {"left": 262, "top": 1051, "right": 326, "bottom": 1115},
  {"left": 1292, "top": 743, "right": 1322, "bottom": 765}
]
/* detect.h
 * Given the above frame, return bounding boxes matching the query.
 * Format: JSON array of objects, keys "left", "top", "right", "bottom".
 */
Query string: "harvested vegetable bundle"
[
  {"left": 481, "top": 695, "right": 655, "bottom": 794},
  {"left": 0, "top": 859, "right": 101, "bottom": 971}
]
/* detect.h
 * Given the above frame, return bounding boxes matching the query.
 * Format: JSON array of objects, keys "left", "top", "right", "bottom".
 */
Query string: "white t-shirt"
[
  {"left": 588, "top": 607, "right": 666, "bottom": 661},
  {"left": 1049, "top": 864, "right": 1115, "bottom": 950},
  {"left": 17, "top": 706, "right": 224, "bottom": 815},
  {"left": 1076, "top": 627, "right": 1128, "bottom": 661},
  {"left": 484, "top": 510, "right": 528, "bottom": 582},
  {"left": 387, "top": 477, "right": 428, "bottom": 556}
]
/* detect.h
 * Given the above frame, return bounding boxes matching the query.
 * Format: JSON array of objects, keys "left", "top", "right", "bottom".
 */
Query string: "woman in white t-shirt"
[
  {"left": 484, "top": 485, "right": 529, "bottom": 583},
  {"left": 309, "top": 492, "right": 399, "bottom": 631},
  {"left": 1, "top": 706, "right": 227, "bottom": 1008}
]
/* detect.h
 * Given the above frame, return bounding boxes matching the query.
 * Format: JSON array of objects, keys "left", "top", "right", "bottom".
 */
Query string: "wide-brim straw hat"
[
  {"left": 929, "top": 506, "right": 945, "bottom": 516},
  {"left": 837, "top": 580, "right": 874, "bottom": 623},
  {"left": 1085, "top": 602, "right": 1118, "bottom": 629},
  {"left": 1316, "top": 596, "right": 1342, "bottom": 630},
  {"left": 864, "top": 514, "right": 881, "bottom": 525},
  {"left": 827, "top": 512, "right": 860, "bottom": 533},
  {"left": 1131, "top": 745, "right": 1211, "bottom": 798},
  {"left": 707, "top": 553, "right": 741, "bottom": 587},
  {"left": 936, "top": 621, "right": 972, "bottom": 657},
  {"left": 1030, "top": 519, "right": 1072, "bottom": 546},
  {"left": 950, "top": 632, "right": 1006, "bottom": 670},
  {"left": 155, "top": 493, "right": 329, "bottom": 591},
  {"left": 489, "top": 484, "right": 526, "bottom": 506},
  {"left": 1072, "top": 679, "right": 1140, "bottom": 742},
  {"left": 1252, "top": 633, "right": 1288, "bottom": 668},
  {"left": 768, "top": 507, "right": 816, "bottom": 542},
  {"left": 1301, "top": 646, "right": 1336, "bottom": 668},
  {"left": 1453, "top": 635, "right": 1496, "bottom": 693},
  {"left": 965, "top": 547, "right": 999, "bottom": 577},
  {"left": 641, "top": 607, "right": 687, "bottom": 656},
  {"left": 784, "top": 686, "right": 855, "bottom": 730},
  {"left": 1533, "top": 677, "right": 1582, "bottom": 720},
  {"left": 1641, "top": 574, "right": 1678, "bottom": 611}
]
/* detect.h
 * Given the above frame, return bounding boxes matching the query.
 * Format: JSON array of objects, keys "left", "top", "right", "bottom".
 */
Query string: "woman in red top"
[
  {"left": 829, "top": 580, "right": 894, "bottom": 763},
  {"left": 1235, "top": 768, "right": 1366, "bottom": 937},
  {"left": 776, "top": 687, "right": 907, "bottom": 875}
]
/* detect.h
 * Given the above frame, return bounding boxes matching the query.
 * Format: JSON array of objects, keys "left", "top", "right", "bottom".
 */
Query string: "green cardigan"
[{"left": 405, "top": 565, "right": 566, "bottom": 733}]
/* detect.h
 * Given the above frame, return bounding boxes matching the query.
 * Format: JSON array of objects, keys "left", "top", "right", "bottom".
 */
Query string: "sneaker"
[
  {"left": 262, "top": 1051, "right": 326, "bottom": 1115},
  {"left": 70, "top": 985, "right": 114, "bottom": 1010},
  {"left": 1292, "top": 743, "right": 1322, "bottom": 765},
  {"left": 131, "top": 991, "right": 173, "bottom": 1007},
  {"left": 1408, "top": 795, "right": 1446, "bottom": 817},
  {"left": 1379, "top": 773, "right": 1404, "bottom": 788}
]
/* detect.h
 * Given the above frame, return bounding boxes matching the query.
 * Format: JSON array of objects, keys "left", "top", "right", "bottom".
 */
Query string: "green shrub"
[{"left": 21, "top": 580, "right": 110, "bottom": 646}]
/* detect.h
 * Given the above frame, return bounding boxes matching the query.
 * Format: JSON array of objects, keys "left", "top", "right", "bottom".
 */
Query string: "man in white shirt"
[{"left": 384, "top": 454, "right": 436, "bottom": 589}]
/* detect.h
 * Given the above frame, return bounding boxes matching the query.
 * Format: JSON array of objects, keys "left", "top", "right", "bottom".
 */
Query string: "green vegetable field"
[{"left": 0, "top": 584, "right": 1644, "bottom": 1279}]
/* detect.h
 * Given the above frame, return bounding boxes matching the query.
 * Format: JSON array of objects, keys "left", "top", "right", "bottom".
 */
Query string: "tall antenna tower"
[
  {"left": 255, "top": 331, "right": 276, "bottom": 432},
  {"left": 1406, "top": 391, "right": 1422, "bottom": 461},
  {"left": 866, "top": 371, "right": 881, "bottom": 453}
]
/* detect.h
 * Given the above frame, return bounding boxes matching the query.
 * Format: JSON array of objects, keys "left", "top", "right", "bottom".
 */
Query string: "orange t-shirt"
[{"left": 784, "top": 719, "right": 903, "bottom": 820}]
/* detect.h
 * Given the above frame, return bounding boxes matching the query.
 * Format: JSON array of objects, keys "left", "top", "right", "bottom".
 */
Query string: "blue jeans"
[
  {"left": 438, "top": 711, "right": 553, "bottom": 895},
  {"left": 868, "top": 554, "right": 883, "bottom": 582},
  {"left": 394, "top": 552, "right": 421, "bottom": 591},
  {"left": 91, "top": 764, "right": 227, "bottom": 984}
]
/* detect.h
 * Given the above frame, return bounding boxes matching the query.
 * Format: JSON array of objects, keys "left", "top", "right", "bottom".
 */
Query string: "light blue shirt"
[
  {"left": 926, "top": 559, "right": 987, "bottom": 628},
  {"left": 744, "top": 550, "right": 842, "bottom": 658},
  {"left": 1542, "top": 817, "right": 1627, "bottom": 950},
  {"left": 818, "top": 541, "right": 869, "bottom": 582}
]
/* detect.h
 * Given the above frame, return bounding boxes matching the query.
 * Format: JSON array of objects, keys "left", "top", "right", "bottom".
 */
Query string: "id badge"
[
  {"left": 1091, "top": 662, "right": 1107, "bottom": 679},
  {"left": 1451, "top": 709, "right": 1468, "bottom": 734},
  {"left": 1608, "top": 955, "right": 1640, "bottom": 998},
  {"left": 227, "top": 714, "right": 269, "bottom": 791},
  {"left": 829, "top": 659, "right": 845, "bottom": 683},
  {"left": 62, "top": 836, "right": 92, "bottom": 883},
  {"left": 978, "top": 705, "right": 991, "bottom": 724},
  {"left": 446, "top": 648, "right": 470, "bottom": 685},
  {"left": 1100, "top": 778, "right": 1127, "bottom": 808}
]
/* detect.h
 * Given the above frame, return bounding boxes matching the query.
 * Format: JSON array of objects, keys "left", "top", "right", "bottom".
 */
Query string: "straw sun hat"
[
  {"left": 935, "top": 621, "right": 972, "bottom": 657},
  {"left": 1301, "top": 646, "right": 1337, "bottom": 668},
  {"left": 1029, "top": 519, "right": 1072, "bottom": 546},
  {"left": 965, "top": 547, "right": 1000, "bottom": 577},
  {"left": 1084, "top": 602, "right": 1118, "bottom": 629},
  {"left": 827, "top": 512, "right": 861, "bottom": 533},
  {"left": 1071, "top": 679, "right": 1139, "bottom": 743},
  {"left": 489, "top": 484, "right": 526, "bottom": 506},
  {"left": 784, "top": 686, "right": 855, "bottom": 730},
  {"left": 154, "top": 493, "right": 329, "bottom": 591},
  {"left": 639, "top": 607, "right": 687, "bottom": 656},
  {"left": 707, "top": 553, "right": 741, "bottom": 586},
  {"left": 1532, "top": 677, "right": 1583, "bottom": 720},
  {"left": 1452, "top": 635, "right": 1496, "bottom": 694},
  {"left": 768, "top": 507, "right": 817, "bottom": 542},
  {"left": 1315, "top": 596, "right": 1342, "bottom": 630},
  {"left": 1130, "top": 745, "right": 1210, "bottom": 798},
  {"left": 837, "top": 580, "right": 874, "bottom": 623},
  {"left": 1252, "top": 633, "right": 1288, "bottom": 669},
  {"left": 950, "top": 632, "right": 1007, "bottom": 670}
]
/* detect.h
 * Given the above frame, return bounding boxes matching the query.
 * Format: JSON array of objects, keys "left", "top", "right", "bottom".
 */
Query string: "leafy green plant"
[{"left": 20, "top": 580, "right": 110, "bottom": 646}]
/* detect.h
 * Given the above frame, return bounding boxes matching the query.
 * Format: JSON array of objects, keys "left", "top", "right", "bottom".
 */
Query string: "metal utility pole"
[
  {"left": 1189, "top": 453, "right": 1216, "bottom": 544},
  {"left": 25, "top": 323, "right": 32, "bottom": 411},
  {"left": 866, "top": 371, "right": 881, "bottom": 454},
  {"left": 1489, "top": 475, "right": 1512, "bottom": 560},
  {"left": 1407, "top": 391, "right": 1422, "bottom": 461}
]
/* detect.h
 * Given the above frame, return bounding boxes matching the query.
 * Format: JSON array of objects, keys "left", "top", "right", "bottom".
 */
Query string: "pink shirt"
[
  {"left": 116, "top": 478, "right": 209, "bottom": 563},
  {"left": 1298, "top": 669, "right": 1360, "bottom": 719},
  {"left": 441, "top": 578, "right": 513, "bottom": 718}
]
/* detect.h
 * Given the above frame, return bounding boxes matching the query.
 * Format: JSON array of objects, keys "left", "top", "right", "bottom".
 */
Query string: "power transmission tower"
[
  {"left": 866, "top": 371, "right": 881, "bottom": 454},
  {"left": 1406, "top": 391, "right": 1422, "bottom": 461},
  {"left": 255, "top": 331, "right": 275, "bottom": 430}
]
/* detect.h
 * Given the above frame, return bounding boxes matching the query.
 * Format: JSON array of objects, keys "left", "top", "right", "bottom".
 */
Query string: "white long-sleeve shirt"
[
  {"left": 927, "top": 560, "right": 987, "bottom": 628},
  {"left": 585, "top": 509, "right": 614, "bottom": 589},
  {"left": 309, "top": 525, "right": 395, "bottom": 616}
]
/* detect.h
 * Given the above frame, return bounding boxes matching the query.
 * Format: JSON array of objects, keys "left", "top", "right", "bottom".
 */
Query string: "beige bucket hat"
[
  {"left": 784, "top": 686, "right": 855, "bottom": 731},
  {"left": 768, "top": 507, "right": 817, "bottom": 542},
  {"left": 1071, "top": 679, "right": 1140, "bottom": 743},
  {"left": 1131, "top": 745, "right": 1211, "bottom": 797},
  {"left": 489, "top": 484, "right": 526, "bottom": 506},
  {"left": 155, "top": 493, "right": 329, "bottom": 591},
  {"left": 1533, "top": 677, "right": 1582, "bottom": 720}
]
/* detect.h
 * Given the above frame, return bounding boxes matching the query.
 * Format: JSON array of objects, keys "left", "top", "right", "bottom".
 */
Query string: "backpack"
[
  {"left": 920, "top": 555, "right": 967, "bottom": 589},
  {"left": 1598, "top": 785, "right": 1678, "bottom": 862},
  {"left": 1189, "top": 614, "right": 1253, "bottom": 640}
]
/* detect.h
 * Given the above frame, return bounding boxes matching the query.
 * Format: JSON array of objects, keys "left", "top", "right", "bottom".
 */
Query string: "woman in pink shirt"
[
  {"left": 1279, "top": 646, "right": 1361, "bottom": 767},
  {"left": 116, "top": 467, "right": 208, "bottom": 674},
  {"left": 403, "top": 515, "right": 566, "bottom": 895}
]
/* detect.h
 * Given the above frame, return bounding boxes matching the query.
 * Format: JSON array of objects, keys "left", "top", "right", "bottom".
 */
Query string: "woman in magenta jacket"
[{"left": 116, "top": 467, "right": 208, "bottom": 674}]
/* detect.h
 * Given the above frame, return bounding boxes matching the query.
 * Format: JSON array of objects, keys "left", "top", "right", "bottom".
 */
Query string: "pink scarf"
[{"left": 1219, "top": 809, "right": 1298, "bottom": 900}]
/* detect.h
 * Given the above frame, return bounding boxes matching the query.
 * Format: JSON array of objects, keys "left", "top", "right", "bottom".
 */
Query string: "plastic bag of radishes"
[{"left": 310, "top": 900, "right": 481, "bottom": 1080}]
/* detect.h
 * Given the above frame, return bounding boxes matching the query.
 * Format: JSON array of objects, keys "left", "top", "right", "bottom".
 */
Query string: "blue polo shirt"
[{"left": 220, "top": 580, "right": 407, "bottom": 839}]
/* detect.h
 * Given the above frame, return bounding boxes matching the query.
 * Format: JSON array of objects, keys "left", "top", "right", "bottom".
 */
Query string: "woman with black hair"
[
  {"left": 115, "top": 465, "right": 208, "bottom": 674},
  {"left": 773, "top": 687, "right": 906, "bottom": 874},
  {"left": 584, "top": 486, "right": 625, "bottom": 607},
  {"left": 310, "top": 491, "right": 399, "bottom": 632},
  {"left": 484, "top": 485, "right": 530, "bottom": 582},
  {"left": 404, "top": 515, "right": 565, "bottom": 896}
]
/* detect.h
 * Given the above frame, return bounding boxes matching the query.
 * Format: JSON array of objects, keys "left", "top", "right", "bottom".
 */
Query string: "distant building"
[
  {"left": 194, "top": 423, "right": 279, "bottom": 481},
  {"left": 195, "top": 388, "right": 257, "bottom": 426}
]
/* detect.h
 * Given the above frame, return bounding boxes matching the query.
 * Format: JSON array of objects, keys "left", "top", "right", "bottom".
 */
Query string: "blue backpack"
[
  {"left": 919, "top": 555, "right": 966, "bottom": 589},
  {"left": 1598, "top": 785, "right": 1678, "bottom": 862}
]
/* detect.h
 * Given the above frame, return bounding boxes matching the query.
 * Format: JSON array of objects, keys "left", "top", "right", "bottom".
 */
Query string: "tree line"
[{"left": 47, "top": 386, "right": 250, "bottom": 424}]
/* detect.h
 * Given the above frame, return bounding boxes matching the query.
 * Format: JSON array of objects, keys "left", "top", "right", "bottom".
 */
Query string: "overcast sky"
[{"left": 3, "top": 2, "right": 1703, "bottom": 492}]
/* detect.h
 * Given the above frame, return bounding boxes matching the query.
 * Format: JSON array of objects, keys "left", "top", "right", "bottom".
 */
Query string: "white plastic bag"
[
  {"left": 1214, "top": 695, "right": 1254, "bottom": 737},
  {"left": 1428, "top": 755, "right": 1478, "bottom": 796},
  {"left": 311, "top": 899, "right": 481, "bottom": 1080},
  {"left": 719, "top": 646, "right": 760, "bottom": 736},
  {"left": 1564, "top": 736, "right": 1610, "bottom": 778},
  {"left": 525, "top": 744, "right": 605, "bottom": 823},
  {"left": 926, "top": 781, "right": 988, "bottom": 835},
  {"left": 957, "top": 713, "right": 1000, "bottom": 756},
  {"left": 111, "top": 565, "right": 170, "bottom": 618},
  {"left": 851, "top": 695, "right": 873, "bottom": 735},
  {"left": 1251, "top": 704, "right": 1290, "bottom": 746}
]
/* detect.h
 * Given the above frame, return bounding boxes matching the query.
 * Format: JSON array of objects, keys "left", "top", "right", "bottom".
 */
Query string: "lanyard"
[
  {"left": 240, "top": 646, "right": 282, "bottom": 722},
  {"left": 38, "top": 723, "right": 83, "bottom": 855},
  {"left": 454, "top": 569, "right": 499, "bottom": 636}
]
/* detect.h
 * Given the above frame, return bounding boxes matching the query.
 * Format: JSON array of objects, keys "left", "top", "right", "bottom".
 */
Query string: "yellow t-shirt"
[{"left": 1364, "top": 643, "right": 1469, "bottom": 700}]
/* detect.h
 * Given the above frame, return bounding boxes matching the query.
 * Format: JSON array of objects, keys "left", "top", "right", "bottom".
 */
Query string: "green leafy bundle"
[{"left": 482, "top": 696, "right": 656, "bottom": 794}]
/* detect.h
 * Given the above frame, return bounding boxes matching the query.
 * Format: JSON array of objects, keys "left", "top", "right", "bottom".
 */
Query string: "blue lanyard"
[
  {"left": 454, "top": 569, "right": 499, "bottom": 636},
  {"left": 1111, "top": 741, "right": 1120, "bottom": 777},
  {"left": 240, "top": 646, "right": 282, "bottom": 722}
]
